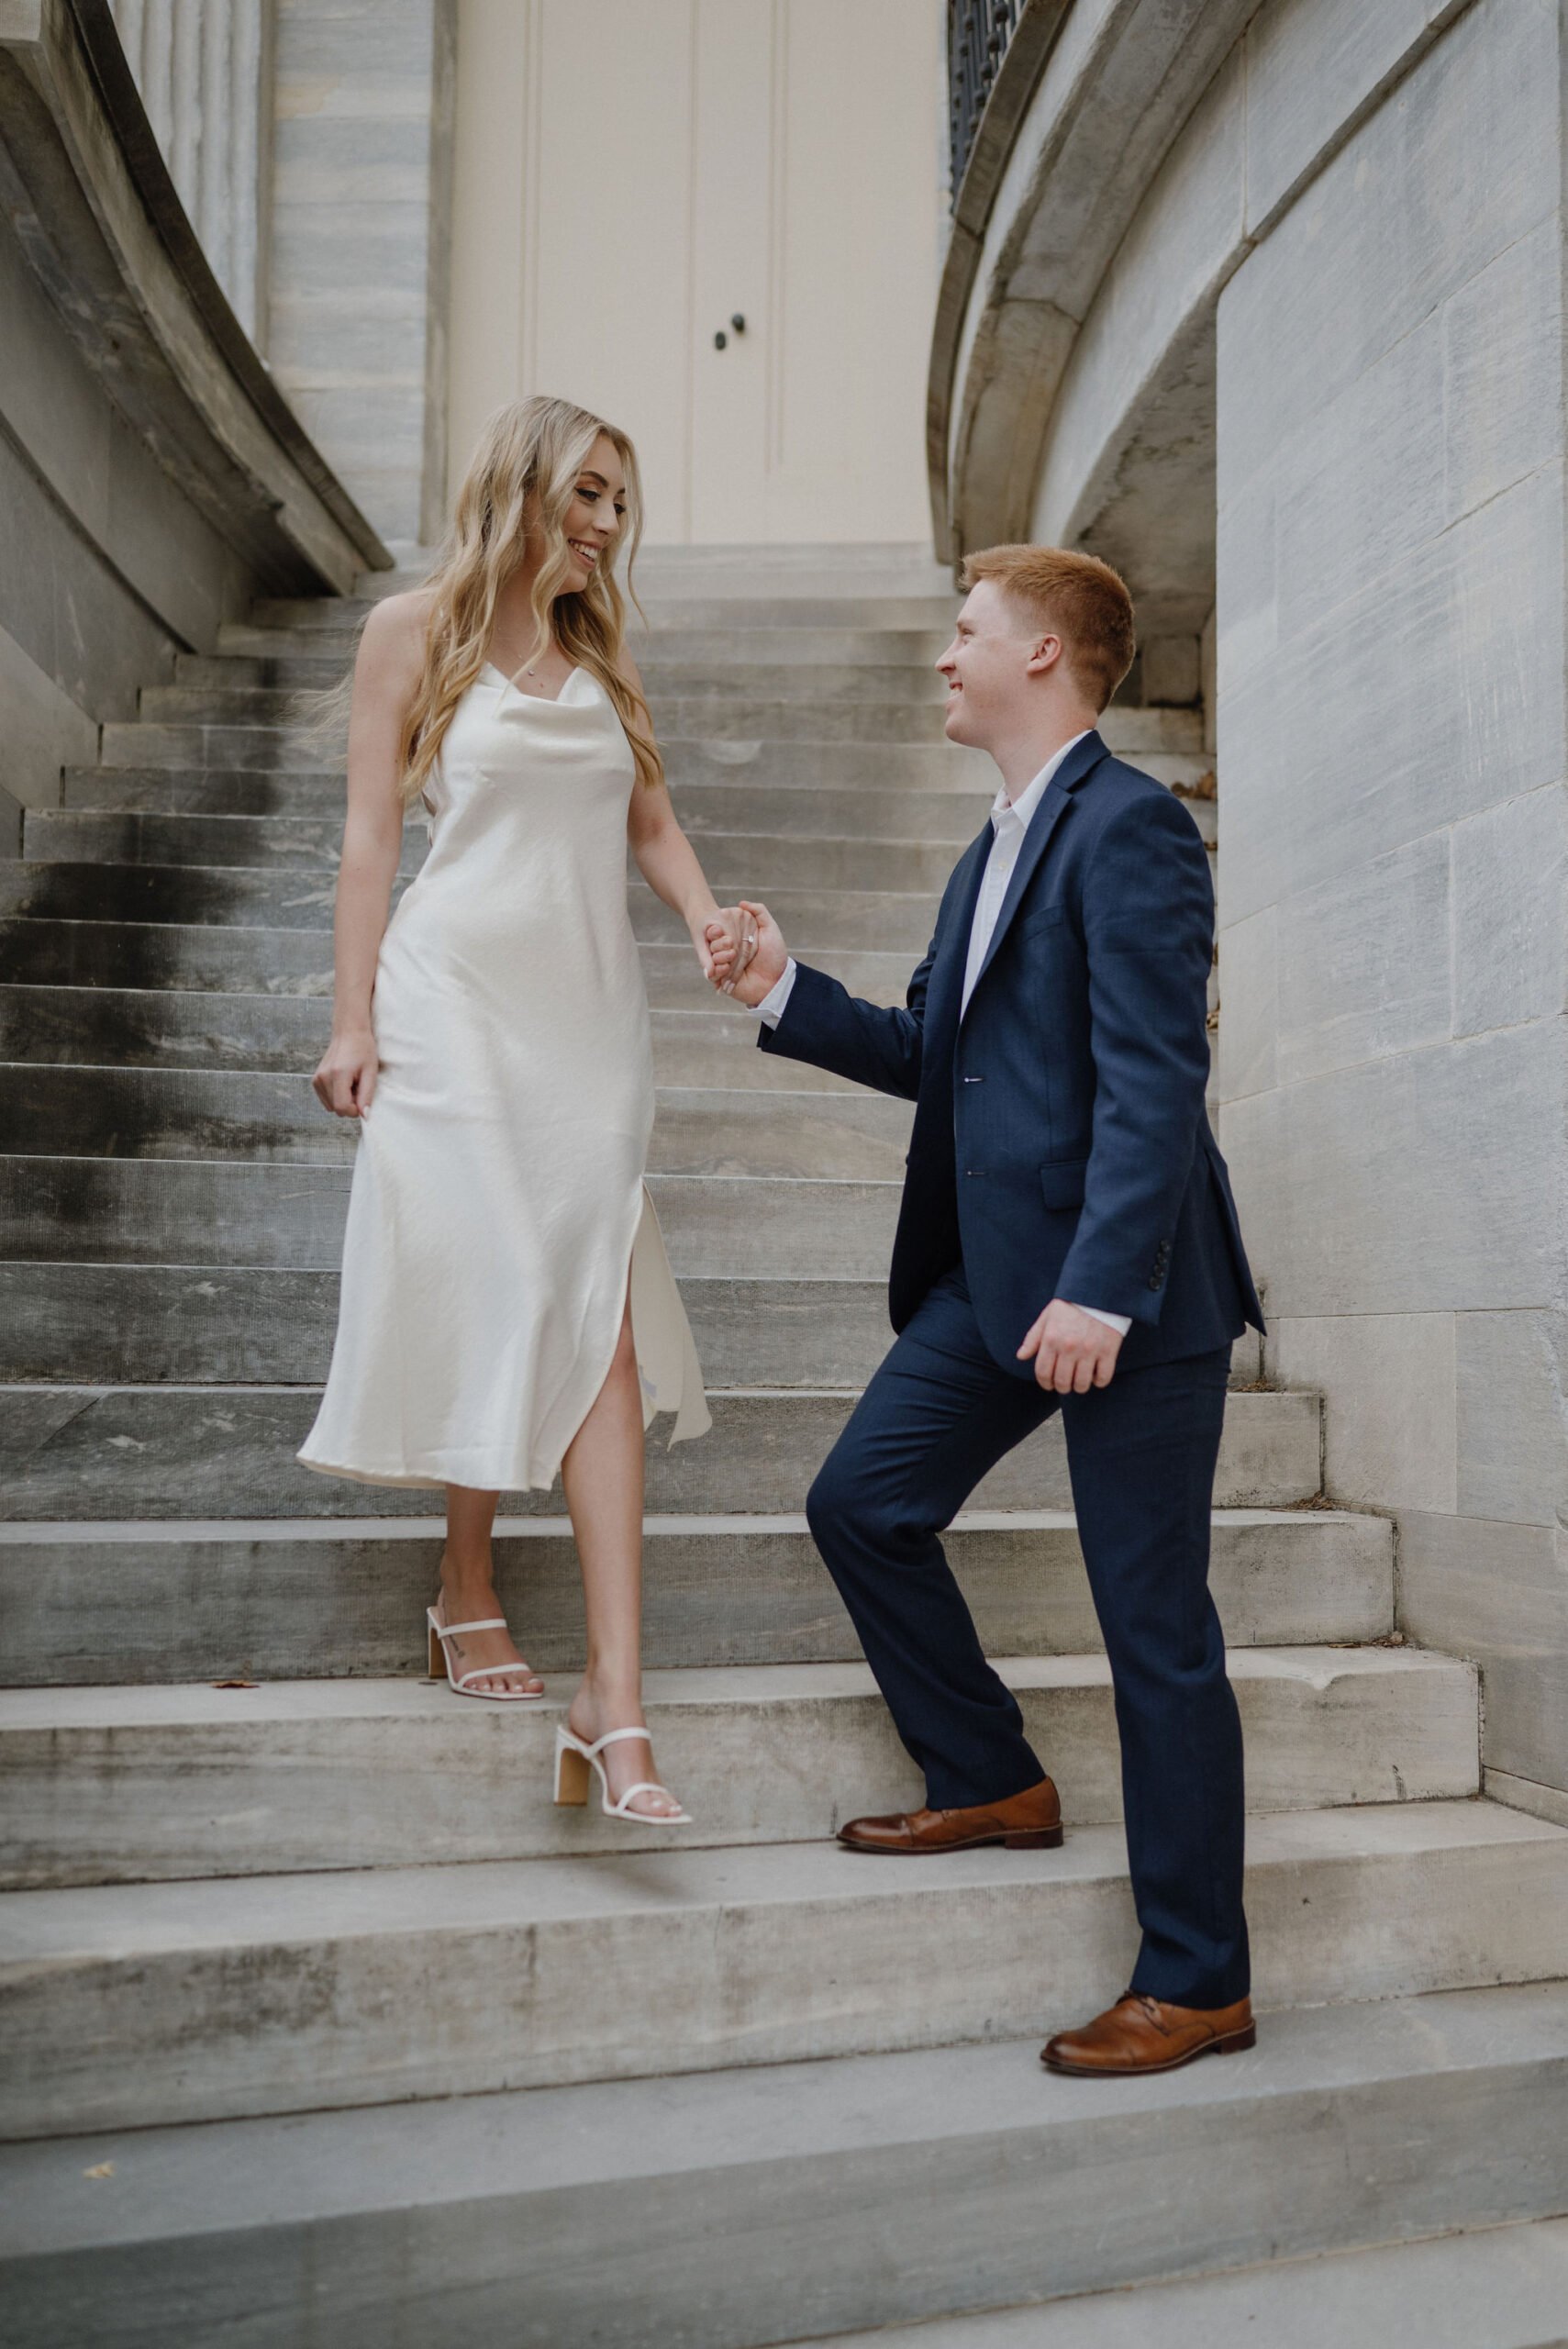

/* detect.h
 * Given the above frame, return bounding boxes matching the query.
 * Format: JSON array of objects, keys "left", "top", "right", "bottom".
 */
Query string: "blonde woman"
[{"left": 300, "top": 396, "right": 751, "bottom": 1824}]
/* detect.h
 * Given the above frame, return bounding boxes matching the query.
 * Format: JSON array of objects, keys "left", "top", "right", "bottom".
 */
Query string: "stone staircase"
[{"left": 1, "top": 546, "right": 1565, "bottom": 2343}]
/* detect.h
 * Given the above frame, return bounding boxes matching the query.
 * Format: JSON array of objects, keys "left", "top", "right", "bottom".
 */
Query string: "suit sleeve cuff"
[
  {"left": 1077, "top": 1305, "right": 1132, "bottom": 1337},
  {"left": 756, "top": 958, "right": 798, "bottom": 1029}
]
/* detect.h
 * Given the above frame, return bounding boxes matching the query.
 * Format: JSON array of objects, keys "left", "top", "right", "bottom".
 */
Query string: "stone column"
[
  {"left": 265, "top": 0, "right": 456, "bottom": 551},
  {"left": 108, "top": 0, "right": 274, "bottom": 343}
]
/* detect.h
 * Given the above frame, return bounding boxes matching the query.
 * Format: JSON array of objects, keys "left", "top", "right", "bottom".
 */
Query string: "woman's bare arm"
[
  {"left": 312, "top": 594, "right": 428, "bottom": 1118},
  {"left": 620, "top": 650, "right": 751, "bottom": 987}
]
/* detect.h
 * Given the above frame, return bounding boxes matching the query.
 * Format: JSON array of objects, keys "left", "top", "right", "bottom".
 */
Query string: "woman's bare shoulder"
[{"left": 359, "top": 588, "right": 434, "bottom": 661}]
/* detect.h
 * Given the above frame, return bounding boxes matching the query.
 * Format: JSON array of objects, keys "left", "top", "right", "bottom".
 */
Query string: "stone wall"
[
  {"left": 936, "top": 0, "right": 1568, "bottom": 1810},
  {"left": 1218, "top": 0, "right": 1567, "bottom": 1817}
]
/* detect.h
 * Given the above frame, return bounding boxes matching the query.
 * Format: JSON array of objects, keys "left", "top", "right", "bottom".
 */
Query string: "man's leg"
[
  {"left": 1060, "top": 1347, "right": 1249, "bottom": 2009},
  {"left": 806, "top": 1265, "right": 1057, "bottom": 1809}
]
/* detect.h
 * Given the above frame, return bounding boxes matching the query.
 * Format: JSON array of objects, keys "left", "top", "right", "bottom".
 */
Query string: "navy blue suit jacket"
[{"left": 760, "top": 729, "right": 1264, "bottom": 1378}]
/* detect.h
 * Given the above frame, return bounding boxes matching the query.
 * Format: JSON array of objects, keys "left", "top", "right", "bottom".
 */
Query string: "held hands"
[
  {"left": 313, "top": 1025, "right": 380, "bottom": 1119},
  {"left": 698, "top": 904, "right": 757, "bottom": 992},
  {"left": 703, "top": 900, "right": 789, "bottom": 1006},
  {"left": 1018, "top": 1298, "right": 1124, "bottom": 1394}
]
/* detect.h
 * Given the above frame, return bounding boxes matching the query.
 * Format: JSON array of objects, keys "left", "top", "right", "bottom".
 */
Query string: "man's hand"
[
  {"left": 706, "top": 900, "right": 789, "bottom": 1007},
  {"left": 1018, "top": 1298, "right": 1123, "bottom": 1394}
]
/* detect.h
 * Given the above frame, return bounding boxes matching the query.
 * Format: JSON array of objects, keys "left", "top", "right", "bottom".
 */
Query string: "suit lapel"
[
  {"left": 923, "top": 822, "right": 992, "bottom": 1058},
  {"left": 961, "top": 730, "right": 1109, "bottom": 1021}
]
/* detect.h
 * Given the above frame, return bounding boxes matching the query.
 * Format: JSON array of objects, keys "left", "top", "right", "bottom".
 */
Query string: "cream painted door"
[{"left": 448, "top": 0, "right": 944, "bottom": 544}]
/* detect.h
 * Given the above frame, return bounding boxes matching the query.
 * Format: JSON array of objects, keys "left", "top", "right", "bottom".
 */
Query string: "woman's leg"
[
  {"left": 561, "top": 1297, "right": 682, "bottom": 1817},
  {"left": 436, "top": 1481, "right": 543, "bottom": 1697}
]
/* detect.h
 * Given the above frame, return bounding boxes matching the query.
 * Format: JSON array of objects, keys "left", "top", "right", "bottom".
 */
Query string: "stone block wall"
[{"left": 1218, "top": 0, "right": 1568, "bottom": 1809}]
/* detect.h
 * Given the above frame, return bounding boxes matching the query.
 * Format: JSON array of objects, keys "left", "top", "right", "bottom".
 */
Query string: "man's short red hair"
[{"left": 961, "top": 543, "right": 1136, "bottom": 713}]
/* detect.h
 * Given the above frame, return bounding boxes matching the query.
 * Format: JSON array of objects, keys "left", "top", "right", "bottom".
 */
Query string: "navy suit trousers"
[{"left": 806, "top": 1264, "right": 1250, "bottom": 2009}]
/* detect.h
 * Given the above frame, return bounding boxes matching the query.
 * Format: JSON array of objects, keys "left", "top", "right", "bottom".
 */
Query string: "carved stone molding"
[{"left": 0, "top": 0, "right": 389, "bottom": 592}]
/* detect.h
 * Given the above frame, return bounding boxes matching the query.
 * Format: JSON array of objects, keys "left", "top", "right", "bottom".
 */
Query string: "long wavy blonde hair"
[{"left": 398, "top": 395, "right": 662, "bottom": 808}]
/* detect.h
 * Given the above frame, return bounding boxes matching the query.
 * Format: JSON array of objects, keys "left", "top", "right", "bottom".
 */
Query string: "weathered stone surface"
[
  {"left": 1220, "top": 464, "right": 1566, "bottom": 926},
  {"left": 1032, "top": 48, "right": 1244, "bottom": 551},
  {"left": 2, "top": 1987, "right": 1564, "bottom": 2349},
  {"left": 1269, "top": 1315, "right": 1456, "bottom": 1516},
  {"left": 810, "top": 2210, "right": 1568, "bottom": 2349},
  {"left": 1222, "top": 0, "right": 1558, "bottom": 510},
  {"left": 1453, "top": 1309, "right": 1568, "bottom": 1529},
  {"left": 0, "top": 1644, "right": 1476, "bottom": 1886},
  {"left": 1217, "top": 902, "right": 1275, "bottom": 1103},
  {"left": 268, "top": 0, "right": 452, "bottom": 543},
  {"left": 0, "top": 1508, "right": 1393, "bottom": 1686},
  {"left": 1223, "top": 1020, "right": 1563, "bottom": 1319},
  {"left": 1451, "top": 785, "right": 1567, "bottom": 1042},
  {"left": 0, "top": 1381, "right": 1322, "bottom": 1522},
  {"left": 1242, "top": 0, "right": 1462, "bottom": 235},
  {"left": 1273, "top": 832, "right": 1451, "bottom": 1086},
  {"left": 1442, "top": 213, "right": 1563, "bottom": 526},
  {"left": 1398, "top": 1511, "right": 1568, "bottom": 1798},
  {"left": 0, "top": 1803, "right": 1562, "bottom": 2137}
]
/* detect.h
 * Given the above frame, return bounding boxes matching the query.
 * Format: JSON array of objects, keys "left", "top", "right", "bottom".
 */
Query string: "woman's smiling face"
[{"left": 561, "top": 433, "right": 628, "bottom": 590}]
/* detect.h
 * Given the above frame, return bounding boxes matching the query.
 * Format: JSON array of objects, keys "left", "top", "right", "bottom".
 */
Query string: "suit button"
[{"left": 1148, "top": 1275, "right": 1162, "bottom": 1290}]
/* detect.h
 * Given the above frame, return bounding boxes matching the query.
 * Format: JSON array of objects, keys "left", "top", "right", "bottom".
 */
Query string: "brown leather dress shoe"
[
  {"left": 838, "top": 1776, "right": 1062, "bottom": 1854},
  {"left": 1041, "top": 1990, "right": 1255, "bottom": 2076}
]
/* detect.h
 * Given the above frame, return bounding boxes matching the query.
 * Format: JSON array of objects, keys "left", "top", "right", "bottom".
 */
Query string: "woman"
[{"left": 300, "top": 395, "right": 751, "bottom": 1824}]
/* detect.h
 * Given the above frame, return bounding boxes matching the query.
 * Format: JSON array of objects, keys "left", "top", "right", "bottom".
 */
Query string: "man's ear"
[{"left": 1025, "top": 632, "right": 1064, "bottom": 677}]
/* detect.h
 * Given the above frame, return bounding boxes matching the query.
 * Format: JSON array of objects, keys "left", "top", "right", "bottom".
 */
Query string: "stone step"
[
  {"left": 0, "top": 1068, "right": 914, "bottom": 1176},
  {"left": 0, "top": 918, "right": 913, "bottom": 1008},
  {"left": 248, "top": 589, "right": 963, "bottom": 631},
  {"left": 112, "top": 697, "right": 958, "bottom": 765},
  {"left": 0, "top": 989, "right": 864, "bottom": 1091},
  {"left": 0, "top": 1645, "right": 1477, "bottom": 1887},
  {"left": 23, "top": 809, "right": 968, "bottom": 896},
  {"left": 0, "top": 1803, "right": 1562, "bottom": 2137},
  {"left": 0, "top": 1264, "right": 893, "bottom": 1386},
  {"left": 62, "top": 763, "right": 996, "bottom": 845},
  {"left": 83, "top": 732, "right": 995, "bottom": 792},
  {"left": 0, "top": 863, "right": 940, "bottom": 951},
  {"left": 0, "top": 1508, "right": 1392, "bottom": 1685},
  {"left": 104, "top": 699, "right": 1207, "bottom": 775},
  {"left": 0, "top": 1157, "right": 901, "bottom": 1275},
  {"left": 0, "top": 1385, "right": 1321, "bottom": 1521},
  {"left": 208, "top": 622, "right": 957, "bottom": 672},
  {"left": 158, "top": 662, "right": 956, "bottom": 710},
  {"left": 3, "top": 1986, "right": 1562, "bottom": 2349},
  {"left": 0, "top": 983, "right": 335, "bottom": 1072},
  {"left": 804, "top": 2216, "right": 1568, "bottom": 2349}
]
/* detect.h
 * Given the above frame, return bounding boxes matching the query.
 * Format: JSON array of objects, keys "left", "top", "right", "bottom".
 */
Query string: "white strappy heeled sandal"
[
  {"left": 553, "top": 1723, "right": 692, "bottom": 1824},
  {"left": 427, "top": 1604, "right": 545, "bottom": 1701}
]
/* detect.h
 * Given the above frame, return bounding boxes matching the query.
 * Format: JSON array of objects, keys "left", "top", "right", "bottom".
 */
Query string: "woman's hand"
[
  {"left": 707, "top": 902, "right": 787, "bottom": 1006},
  {"left": 314, "top": 1024, "right": 381, "bottom": 1118},
  {"left": 700, "top": 905, "right": 758, "bottom": 994}
]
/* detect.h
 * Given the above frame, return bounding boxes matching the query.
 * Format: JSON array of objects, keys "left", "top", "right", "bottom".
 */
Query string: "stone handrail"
[
  {"left": 0, "top": 0, "right": 391, "bottom": 594},
  {"left": 929, "top": 0, "right": 1070, "bottom": 562}
]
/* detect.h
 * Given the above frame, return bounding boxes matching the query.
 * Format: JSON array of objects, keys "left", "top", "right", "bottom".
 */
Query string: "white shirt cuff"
[
  {"left": 757, "top": 958, "right": 798, "bottom": 1029},
  {"left": 1079, "top": 1306, "right": 1132, "bottom": 1336}
]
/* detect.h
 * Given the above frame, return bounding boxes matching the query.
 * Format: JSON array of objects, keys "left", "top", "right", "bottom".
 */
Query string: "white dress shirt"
[{"left": 756, "top": 734, "right": 1129, "bottom": 1336}]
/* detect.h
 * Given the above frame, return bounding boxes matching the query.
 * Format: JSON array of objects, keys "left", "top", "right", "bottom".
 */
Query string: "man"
[{"left": 715, "top": 545, "right": 1265, "bottom": 2076}]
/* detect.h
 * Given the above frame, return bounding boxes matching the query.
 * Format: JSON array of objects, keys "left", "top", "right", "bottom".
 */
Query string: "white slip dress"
[{"left": 298, "top": 661, "right": 710, "bottom": 1491}]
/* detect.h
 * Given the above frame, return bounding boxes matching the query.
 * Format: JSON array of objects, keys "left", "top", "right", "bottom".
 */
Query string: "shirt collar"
[{"left": 989, "top": 730, "right": 1092, "bottom": 838}]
